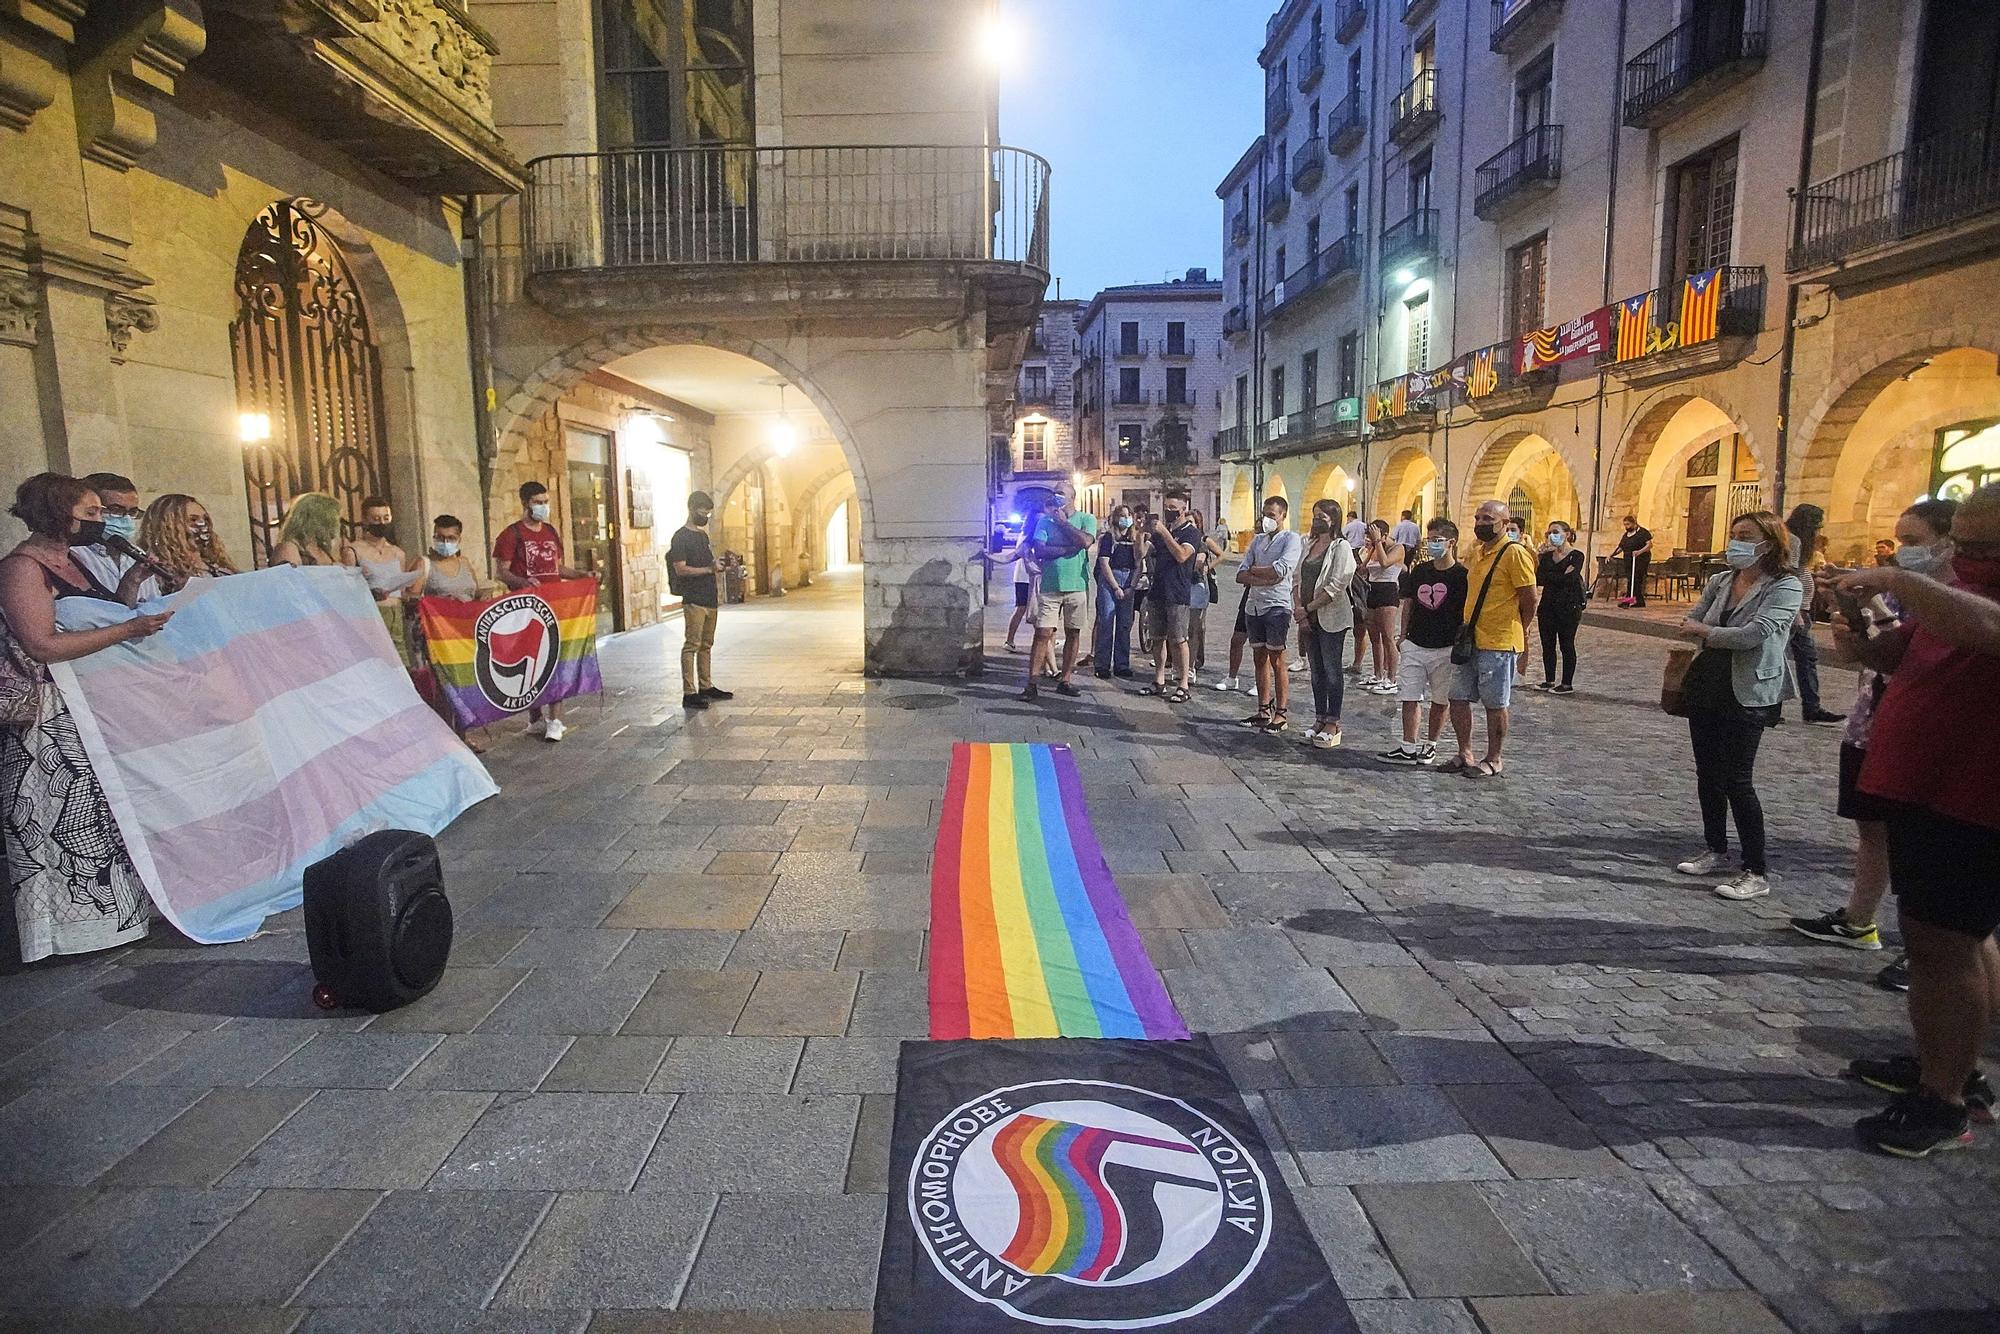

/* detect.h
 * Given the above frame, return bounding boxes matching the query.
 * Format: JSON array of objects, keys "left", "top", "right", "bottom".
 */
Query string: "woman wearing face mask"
[
  {"left": 1533, "top": 521, "right": 1587, "bottom": 694},
  {"left": 138, "top": 494, "right": 238, "bottom": 597},
  {"left": 343, "top": 494, "right": 420, "bottom": 667},
  {"left": 0, "top": 474, "right": 172, "bottom": 961},
  {"left": 1359, "top": 519, "right": 1406, "bottom": 693},
  {"left": 1790, "top": 498, "right": 1958, "bottom": 988},
  {"left": 1094, "top": 505, "right": 1139, "bottom": 681},
  {"left": 1294, "top": 500, "right": 1357, "bottom": 748},
  {"left": 1673, "top": 511, "right": 1806, "bottom": 902},
  {"left": 272, "top": 492, "right": 342, "bottom": 569}
]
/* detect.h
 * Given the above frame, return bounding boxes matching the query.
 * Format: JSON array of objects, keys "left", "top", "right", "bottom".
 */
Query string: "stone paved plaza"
[{"left": 0, "top": 570, "right": 1992, "bottom": 1333}]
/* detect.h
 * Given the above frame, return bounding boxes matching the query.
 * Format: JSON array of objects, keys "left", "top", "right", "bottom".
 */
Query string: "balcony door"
[
  {"left": 1666, "top": 137, "right": 1739, "bottom": 283},
  {"left": 1301, "top": 351, "right": 1320, "bottom": 421}
]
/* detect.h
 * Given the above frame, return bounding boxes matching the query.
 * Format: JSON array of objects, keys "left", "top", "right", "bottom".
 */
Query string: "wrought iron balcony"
[
  {"left": 1216, "top": 424, "right": 1249, "bottom": 460},
  {"left": 1328, "top": 91, "right": 1366, "bottom": 154},
  {"left": 1789, "top": 118, "right": 2000, "bottom": 280},
  {"left": 1622, "top": 1, "right": 1768, "bottom": 129},
  {"left": 1599, "top": 265, "right": 1767, "bottom": 384},
  {"left": 1285, "top": 400, "right": 1364, "bottom": 449},
  {"left": 1390, "top": 69, "right": 1441, "bottom": 145},
  {"left": 1491, "top": 0, "right": 1564, "bottom": 54},
  {"left": 1265, "top": 233, "right": 1362, "bottom": 320},
  {"left": 1115, "top": 338, "right": 1151, "bottom": 359},
  {"left": 1231, "top": 210, "right": 1252, "bottom": 245},
  {"left": 1267, "top": 82, "right": 1292, "bottom": 130},
  {"left": 1161, "top": 336, "right": 1199, "bottom": 359},
  {"left": 523, "top": 143, "right": 1052, "bottom": 330},
  {"left": 1474, "top": 125, "right": 1564, "bottom": 219},
  {"left": 1380, "top": 209, "right": 1439, "bottom": 270},
  {"left": 1335, "top": 0, "right": 1365, "bottom": 42},
  {"left": 1223, "top": 304, "right": 1251, "bottom": 338},
  {"left": 1298, "top": 36, "right": 1326, "bottom": 92},
  {"left": 1292, "top": 136, "right": 1326, "bottom": 192},
  {"left": 1263, "top": 172, "right": 1292, "bottom": 222}
]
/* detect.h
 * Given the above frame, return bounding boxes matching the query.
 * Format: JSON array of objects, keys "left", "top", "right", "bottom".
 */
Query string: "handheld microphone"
[{"left": 101, "top": 534, "right": 173, "bottom": 579}]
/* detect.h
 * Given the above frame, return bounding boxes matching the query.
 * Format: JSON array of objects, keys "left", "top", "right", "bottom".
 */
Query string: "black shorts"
[
  {"left": 1245, "top": 608, "right": 1291, "bottom": 650},
  {"left": 1886, "top": 804, "right": 2000, "bottom": 939},
  {"left": 1365, "top": 582, "right": 1401, "bottom": 610},
  {"left": 1014, "top": 582, "right": 1030, "bottom": 608},
  {"left": 1837, "top": 744, "right": 1896, "bottom": 823}
]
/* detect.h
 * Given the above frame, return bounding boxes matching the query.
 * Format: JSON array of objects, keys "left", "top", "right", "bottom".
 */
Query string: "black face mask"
[
  {"left": 692, "top": 512, "right": 711, "bottom": 528},
  {"left": 69, "top": 519, "right": 106, "bottom": 548},
  {"left": 365, "top": 523, "right": 394, "bottom": 539},
  {"left": 1473, "top": 522, "right": 1499, "bottom": 543},
  {"left": 1165, "top": 510, "right": 1184, "bottom": 523}
]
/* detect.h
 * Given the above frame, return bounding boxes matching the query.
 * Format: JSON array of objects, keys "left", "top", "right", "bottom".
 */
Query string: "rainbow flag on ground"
[
  {"left": 929, "top": 742, "right": 1187, "bottom": 1041},
  {"left": 417, "top": 577, "right": 603, "bottom": 729}
]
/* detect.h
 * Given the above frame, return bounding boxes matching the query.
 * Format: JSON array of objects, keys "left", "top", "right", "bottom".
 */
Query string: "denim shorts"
[
  {"left": 1449, "top": 647, "right": 1516, "bottom": 710},
  {"left": 1245, "top": 608, "right": 1291, "bottom": 650}
]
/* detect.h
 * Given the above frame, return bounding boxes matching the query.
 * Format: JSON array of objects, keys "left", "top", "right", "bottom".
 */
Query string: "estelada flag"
[
  {"left": 1614, "top": 290, "right": 1656, "bottom": 362},
  {"left": 877, "top": 1037, "right": 1352, "bottom": 1333},
  {"left": 1680, "top": 266, "right": 1725, "bottom": 346},
  {"left": 417, "top": 577, "right": 603, "bottom": 728}
]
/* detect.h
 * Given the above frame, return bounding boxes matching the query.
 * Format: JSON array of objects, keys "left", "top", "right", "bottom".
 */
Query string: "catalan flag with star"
[
  {"left": 1614, "top": 290, "right": 1656, "bottom": 362},
  {"left": 1680, "top": 267, "right": 1725, "bottom": 347}
]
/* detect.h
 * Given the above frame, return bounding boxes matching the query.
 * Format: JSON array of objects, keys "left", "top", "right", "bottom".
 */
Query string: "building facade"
[
  {"left": 1, "top": 1, "right": 520, "bottom": 568},
  {"left": 1073, "top": 273, "right": 1226, "bottom": 528},
  {"left": 1220, "top": 0, "right": 2000, "bottom": 571},
  {"left": 470, "top": 0, "right": 1048, "bottom": 675},
  {"left": 994, "top": 297, "right": 1080, "bottom": 530}
]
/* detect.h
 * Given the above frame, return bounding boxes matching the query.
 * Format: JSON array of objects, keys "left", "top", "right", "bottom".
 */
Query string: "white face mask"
[
  {"left": 1260, "top": 515, "right": 1280, "bottom": 534},
  {"left": 528, "top": 501, "right": 551, "bottom": 522},
  {"left": 1892, "top": 543, "right": 1941, "bottom": 571},
  {"left": 432, "top": 540, "right": 459, "bottom": 557}
]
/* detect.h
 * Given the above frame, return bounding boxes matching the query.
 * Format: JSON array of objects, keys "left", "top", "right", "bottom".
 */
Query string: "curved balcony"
[
  {"left": 1390, "top": 69, "right": 1441, "bottom": 145},
  {"left": 523, "top": 144, "right": 1052, "bottom": 332},
  {"left": 1380, "top": 209, "right": 1439, "bottom": 271},
  {"left": 1292, "top": 136, "right": 1327, "bottom": 192},
  {"left": 1328, "top": 91, "right": 1367, "bottom": 154},
  {"left": 1297, "top": 37, "right": 1326, "bottom": 92},
  {"left": 1623, "top": 2, "right": 1768, "bottom": 129},
  {"left": 1474, "top": 124, "right": 1564, "bottom": 219},
  {"left": 1335, "top": 0, "right": 1366, "bottom": 42}
]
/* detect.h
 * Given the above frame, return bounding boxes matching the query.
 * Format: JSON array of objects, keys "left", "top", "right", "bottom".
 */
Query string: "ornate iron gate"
[{"left": 230, "top": 199, "right": 392, "bottom": 567}]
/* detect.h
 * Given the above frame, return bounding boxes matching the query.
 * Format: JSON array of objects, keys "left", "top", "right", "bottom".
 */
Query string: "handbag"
[
  {"left": 1452, "top": 549, "right": 1509, "bottom": 666},
  {"left": 1660, "top": 646, "right": 1697, "bottom": 717}
]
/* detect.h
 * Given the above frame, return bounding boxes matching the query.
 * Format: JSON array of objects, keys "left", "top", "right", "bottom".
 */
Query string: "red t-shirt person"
[{"left": 494, "top": 520, "right": 564, "bottom": 585}]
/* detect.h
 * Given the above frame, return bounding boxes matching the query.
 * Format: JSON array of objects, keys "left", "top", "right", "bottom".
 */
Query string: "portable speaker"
[{"left": 303, "top": 829, "right": 453, "bottom": 1013}]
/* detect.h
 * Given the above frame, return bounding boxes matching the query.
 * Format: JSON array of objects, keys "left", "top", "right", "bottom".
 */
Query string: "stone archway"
[
  {"left": 1375, "top": 444, "right": 1439, "bottom": 523},
  {"left": 1603, "top": 388, "right": 1755, "bottom": 534},
  {"left": 1460, "top": 428, "right": 1582, "bottom": 530}
]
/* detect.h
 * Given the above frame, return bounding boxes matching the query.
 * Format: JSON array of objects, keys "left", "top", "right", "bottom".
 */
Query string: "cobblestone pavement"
[{"left": 0, "top": 569, "right": 1991, "bottom": 1333}]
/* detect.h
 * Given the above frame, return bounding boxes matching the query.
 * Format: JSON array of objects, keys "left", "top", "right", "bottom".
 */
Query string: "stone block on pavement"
[{"left": 1354, "top": 1182, "right": 1552, "bottom": 1298}]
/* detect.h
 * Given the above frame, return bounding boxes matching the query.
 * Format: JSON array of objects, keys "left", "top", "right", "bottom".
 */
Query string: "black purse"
[{"left": 1452, "top": 552, "right": 1508, "bottom": 666}]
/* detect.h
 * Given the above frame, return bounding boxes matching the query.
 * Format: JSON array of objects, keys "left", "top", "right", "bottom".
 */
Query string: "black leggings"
[
  {"left": 1688, "top": 707, "right": 1769, "bottom": 874},
  {"left": 1537, "top": 603, "right": 1581, "bottom": 686}
]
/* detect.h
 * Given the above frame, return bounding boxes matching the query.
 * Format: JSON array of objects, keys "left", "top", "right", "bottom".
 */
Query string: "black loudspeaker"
[{"left": 303, "top": 829, "right": 453, "bottom": 1013}]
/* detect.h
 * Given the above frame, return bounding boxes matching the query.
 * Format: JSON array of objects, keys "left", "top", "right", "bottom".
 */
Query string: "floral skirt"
[{"left": 1, "top": 683, "right": 148, "bottom": 962}]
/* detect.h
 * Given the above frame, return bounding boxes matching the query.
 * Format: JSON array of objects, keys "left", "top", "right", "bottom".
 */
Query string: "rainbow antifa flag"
[
  {"left": 930, "top": 742, "right": 1187, "bottom": 1041},
  {"left": 417, "top": 577, "right": 603, "bottom": 729}
]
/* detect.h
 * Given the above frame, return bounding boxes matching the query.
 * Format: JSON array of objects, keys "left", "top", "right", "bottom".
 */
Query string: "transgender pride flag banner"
[{"left": 52, "top": 566, "right": 497, "bottom": 943}]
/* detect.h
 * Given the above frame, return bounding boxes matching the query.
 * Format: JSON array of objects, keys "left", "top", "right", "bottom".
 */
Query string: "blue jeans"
[
  {"left": 1094, "top": 571, "right": 1134, "bottom": 675},
  {"left": 1788, "top": 617, "right": 1822, "bottom": 713}
]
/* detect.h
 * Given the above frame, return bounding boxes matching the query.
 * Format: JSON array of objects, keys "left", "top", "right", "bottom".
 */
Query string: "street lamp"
[
  {"left": 238, "top": 411, "right": 271, "bottom": 444},
  {"left": 976, "top": 10, "right": 1016, "bottom": 72}
]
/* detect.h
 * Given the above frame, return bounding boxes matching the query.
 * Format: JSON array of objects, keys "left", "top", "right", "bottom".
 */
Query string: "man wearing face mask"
[
  {"left": 1832, "top": 484, "right": 2000, "bottom": 1158},
  {"left": 1382, "top": 518, "right": 1466, "bottom": 765},
  {"left": 1236, "top": 496, "right": 1302, "bottom": 733},
  {"left": 668, "top": 491, "right": 733, "bottom": 712},
  {"left": 1442, "top": 500, "right": 1538, "bottom": 778},
  {"left": 1143, "top": 492, "right": 1201, "bottom": 700},
  {"left": 496, "top": 481, "right": 587, "bottom": 740},
  {"left": 73, "top": 472, "right": 158, "bottom": 603}
]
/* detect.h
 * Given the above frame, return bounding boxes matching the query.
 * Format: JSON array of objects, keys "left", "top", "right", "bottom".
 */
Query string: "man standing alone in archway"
[{"left": 668, "top": 491, "right": 732, "bottom": 711}]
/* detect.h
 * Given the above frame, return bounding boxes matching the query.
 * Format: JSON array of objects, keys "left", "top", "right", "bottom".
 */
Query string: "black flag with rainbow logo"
[{"left": 876, "top": 1036, "right": 1350, "bottom": 1333}]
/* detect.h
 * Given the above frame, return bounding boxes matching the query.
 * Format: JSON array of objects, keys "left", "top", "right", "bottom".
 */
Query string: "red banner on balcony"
[{"left": 1516, "top": 306, "right": 1611, "bottom": 374}]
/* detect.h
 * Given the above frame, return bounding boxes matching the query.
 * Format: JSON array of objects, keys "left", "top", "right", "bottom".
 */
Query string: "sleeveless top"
[
  {"left": 424, "top": 558, "right": 479, "bottom": 601},
  {"left": 355, "top": 553, "right": 407, "bottom": 595}
]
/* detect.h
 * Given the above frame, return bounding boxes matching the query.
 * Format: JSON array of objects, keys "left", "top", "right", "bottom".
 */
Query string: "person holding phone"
[{"left": 1020, "top": 488, "right": 1096, "bottom": 702}]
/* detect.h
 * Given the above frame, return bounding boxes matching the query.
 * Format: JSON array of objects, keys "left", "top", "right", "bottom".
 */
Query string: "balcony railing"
[
  {"left": 1266, "top": 233, "right": 1362, "bottom": 318},
  {"left": 1622, "top": 1, "right": 1768, "bottom": 129},
  {"left": 1223, "top": 304, "right": 1251, "bottom": 337},
  {"left": 1600, "top": 265, "right": 1767, "bottom": 371},
  {"left": 1328, "top": 90, "right": 1366, "bottom": 153},
  {"left": 1380, "top": 209, "right": 1439, "bottom": 270},
  {"left": 1286, "top": 399, "right": 1364, "bottom": 447},
  {"left": 1115, "top": 339, "right": 1150, "bottom": 358},
  {"left": 1161, "top": 337, "right": 1198, "bottom": 359},
  {"left": 1474, "top": 124, "right": 1564, "bottom": 218},
  {"left": 1789, "top": 118, "right": 2000, "bottom": 271},
  {"left": 1216, "top": 425, "right": 1249, "bottom": 459},
  {"left": 1335, "top": 0, "right": 1365, "bottom": 42},
  {"left": 1263, "top": 173, "right": 1292, "bottom": 221},
  {"left": 1390, "top": 68, "right": 1440, "bottom": 144},
  {"left": 1231, "top": 210, "right": 1251, "bottom": 244},
  {"left": 1292, "top": 136, "right": 1326, "bottom": 191},
  {"left": 525, "top": 143, "right": 1051, "bottom": 278},
  {"left": 1267, "top": 82, "right": 1292, "bottom": 129},
  {"left": 1491, "top": 0, "right": 1563, "bottom": 54},
  {"left": 1298, "top": 36, "right": 1326, "bottom": 91},
  {"left": 1164, "top": 386, "right": 1198, "bottom": 407}
]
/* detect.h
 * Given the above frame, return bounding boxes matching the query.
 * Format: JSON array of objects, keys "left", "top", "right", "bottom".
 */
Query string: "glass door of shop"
[{"left": 564, "top": 426, "right": 623, "bottom": 639}]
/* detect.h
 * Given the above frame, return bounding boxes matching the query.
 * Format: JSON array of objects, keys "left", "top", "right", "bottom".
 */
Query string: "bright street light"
[
  {"left": 770, "top": 418, "right": 798, "bottom": 456},
  {"left": 1392, "top": 267, "right": 1415, "bottom": 286},
  {"left": 238, "top": 411, "right": 271, "bottom": 444}
]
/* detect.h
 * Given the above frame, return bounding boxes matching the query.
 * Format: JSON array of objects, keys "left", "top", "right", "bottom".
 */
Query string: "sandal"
[
  {"left": 1138, "top": 684, "right": 1164, "bottom": 696},
  {"left": 1239, "top": 708, "right": 1272, "bottom": 728},
  {"left": 1165, "top": 688, "right": 1191, "bottom": 704},
  {"left": 1259, "top": 709, "right": 1289, "bottom": 735},
  {"left": 1463, "top": 759, "right": 1505, "bottom": 780},
  {"left": 1435, "top": 756, "right": 1471, "bottom": 774}
]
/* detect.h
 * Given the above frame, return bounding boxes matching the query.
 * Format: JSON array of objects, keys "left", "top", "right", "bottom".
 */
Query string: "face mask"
[
  {"left": 1116, "top": 516, "right": 1133, "bottom": 531},
  {"left": 1546, "top": 531, "right": 1565, "bottom": 547},
  {"left": 1426, "top": 539, "right": 1447, "bottom": 559},
  {"left": 1891, "top": 543, "right": 1939, "bottom": 571},
  {"left": 365, "top": 522, "right": 393, "bottom": 539},
  {"left": 528, "top": 502, "right": 551, "bottom": 522},
  {"left": 1953, "top": 554, "right": 2000, "bottom": 587},
  {"left": 1260, "top": 516, "right": 1279, "bottom": 534},
  {"left": 69, "top": 518, "right": 107, "bottom": 548},
  {"left": 1724, "top": 538, "right": 1765, "bottom": 570},
  {"left": 1165, "top": 510, "right": 1184, "bottom": 523},
  {"left": 102, "top": 514, "right": 139, "bottom": 543},
  {"left": 433, "top": 540, "right": 459, "bottom": 557},
  {"left": 692, "top": 512, "right": 711, "bottom": 528},
  {"left": 1311, "top": 517, "right": 1331, "bottom": 535},
  {"left": 1473, "top": 522, "right": 1498, "bottom": 543}
]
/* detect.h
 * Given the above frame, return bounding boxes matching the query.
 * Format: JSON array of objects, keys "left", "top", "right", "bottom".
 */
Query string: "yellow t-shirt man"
[{"left": 1461, "top": 538, "right": 1539, "bottom": 652}]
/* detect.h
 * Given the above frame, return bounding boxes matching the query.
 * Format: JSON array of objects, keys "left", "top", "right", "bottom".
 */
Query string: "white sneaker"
[
  {"left": 1287, "top": 660, "right": 1306, "bottom": 673},
  {"left": 1312, "top": 729, "right": 1341, "bottom": 750},
  {"left": 1243, "top": 679, "right": 1259, "bottom": 695},
  {"left": 1676, "top": 850, "right": 1727, "bottom": 876},
  {"left": 543, "top": 718, "right": 567, "bottom": 743},
  {"left": 1188, "top": 673, "right": 1199, "bottom": 688},
  {"left": 1216, "top": 676, "right": 1238, "bottom": 692},
  {"left": 1371, "top": 681, "right": 1399, "bottom": 695},
  {"left": 1713, "top": 871, "right": 1770, "bottom": 901},
  {"left": 1357, "top": 674, "right": 1377, "bottom": 688}
]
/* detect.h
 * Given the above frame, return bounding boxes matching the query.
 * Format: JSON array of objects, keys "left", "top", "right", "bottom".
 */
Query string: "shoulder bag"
[
  {"left": 1451, "top": 550, "right": 1508, "bottom": 666},
  {"left": 1660, "top": 647, "right": 1697, "bottom": 717}
]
